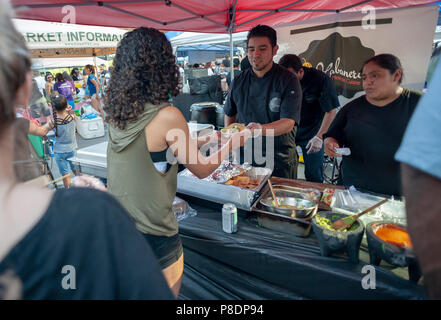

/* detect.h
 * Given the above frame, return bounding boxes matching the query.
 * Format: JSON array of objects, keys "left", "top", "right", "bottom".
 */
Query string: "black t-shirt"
[
  {"left": 224, "top": 63, "right": 302, "bottom": 168},
  {"left": 296, "top": 68, "right": 340, "bottom": 143},
  {"left": 324, "top": 88, "right": 422, "bottom": 196},
  {"left": 0, "top": 188, "right": 174, "bottom": 299}
]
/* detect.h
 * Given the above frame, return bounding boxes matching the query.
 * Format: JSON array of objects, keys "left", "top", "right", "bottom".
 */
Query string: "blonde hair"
[{"left": 0, "top": 0, "right": 31, "bottom": 134}]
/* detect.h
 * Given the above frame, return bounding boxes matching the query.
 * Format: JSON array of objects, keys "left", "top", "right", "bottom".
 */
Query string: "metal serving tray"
[
  {"left": 177, "top": 166, "right": 272, "bottom": 211},
  {"left": 251, "top": 186, "right": 317, "bottom": 237}
]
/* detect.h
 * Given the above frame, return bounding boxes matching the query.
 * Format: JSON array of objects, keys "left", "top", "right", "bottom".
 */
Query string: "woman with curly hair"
[{"left": 105, "top": 27, "right": 249, "bottom": 297}]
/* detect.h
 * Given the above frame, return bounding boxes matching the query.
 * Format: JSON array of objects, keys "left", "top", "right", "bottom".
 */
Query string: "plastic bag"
[
  {"left": 81, "top": 112, "right": 97, "bottom": 120},
  {"left": 173, "top": 196, "right": 197, "bottom": 221},
  {"left": 331, "top": 186, "right": 406, "bottom": 225}
]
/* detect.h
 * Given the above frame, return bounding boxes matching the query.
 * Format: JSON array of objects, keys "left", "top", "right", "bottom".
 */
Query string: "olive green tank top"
[{"left": 107, "top": 102, "right": 179, "bottom": 236}]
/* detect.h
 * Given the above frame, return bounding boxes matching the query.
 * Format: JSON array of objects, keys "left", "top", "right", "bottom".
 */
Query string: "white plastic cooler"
[{"left": 75, "top": 116, "right": 105, "bottom": 139}]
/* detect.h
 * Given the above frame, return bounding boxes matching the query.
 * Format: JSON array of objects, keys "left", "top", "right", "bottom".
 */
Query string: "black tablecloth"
[{"left": 178, "top": 198, "right": 426, "bottom": 300}]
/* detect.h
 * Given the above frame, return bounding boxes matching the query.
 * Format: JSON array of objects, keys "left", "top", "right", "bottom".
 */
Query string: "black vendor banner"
[{"left": 275, "top": 5, "right": 438, "bottom": 105}]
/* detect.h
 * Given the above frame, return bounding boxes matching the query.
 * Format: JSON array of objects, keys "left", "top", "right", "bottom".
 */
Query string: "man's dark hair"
[
  {"left": 247, "top": 25, "right": 277, "bottom": 48},
  {"left": 279, "top": 54, "right": 303, "bottom": 72},
  {"left": 362, "top": 53, "right": 404, "bottom": 84},
  {"left": 233, "top": 58, "right": 240, "bottom": 68}
]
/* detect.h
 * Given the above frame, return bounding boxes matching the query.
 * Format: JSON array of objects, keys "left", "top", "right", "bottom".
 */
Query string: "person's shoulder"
[
  {"left": 273, "top": 64, "right": 300, "bottom": 89},
  {"left": 274, "top": 63, "right": 291, "bottom": 75},
  {"left": 52, "top": 188, "right": 128, "bottom": 221},
  {"left": 402, "top": 88, "right": 423, "bottom": 99},
  {"left": 274, "top": 63, "right": 297, "bottom": 81},
  {"left": 401, "top": 88, "right": 422, "bottom": 109},
  {"left": 230, "top": 68, "right": 249, "bottom": 86},
  {"left": 156, "top": 105, "right": 186, "bottom": 126},
  {"left": 307, "top": 67, "right": 329, "bottom": 81},
  {"left": 340, "top": 95, "right": 366, "bottom": 111}
]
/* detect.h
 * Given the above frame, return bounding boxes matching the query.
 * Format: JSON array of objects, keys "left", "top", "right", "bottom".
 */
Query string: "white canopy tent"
[
  {"left": 31, "top": 57, "right": 110, "bottom": 69},
  {"left": 170, "top": 31, "right": 248, "bottom": 51}
]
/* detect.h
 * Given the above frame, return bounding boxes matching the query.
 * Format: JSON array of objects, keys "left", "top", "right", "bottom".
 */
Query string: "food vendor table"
[
  {"left": 70, "top": 141, "right": 425, "bottom": 299},
  {"left": 177, "top": 179, "right": 426, "bottom": 300}
]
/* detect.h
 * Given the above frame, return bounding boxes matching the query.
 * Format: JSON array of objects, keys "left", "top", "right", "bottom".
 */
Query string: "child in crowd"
[{"left": 51, "top": 94, "right": 78, "bottom": 188}]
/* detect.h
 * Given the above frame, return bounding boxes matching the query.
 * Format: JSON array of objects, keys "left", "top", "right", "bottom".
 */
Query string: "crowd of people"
[{"left": 2, "top": 0, "right": 441, "bottom": 300}]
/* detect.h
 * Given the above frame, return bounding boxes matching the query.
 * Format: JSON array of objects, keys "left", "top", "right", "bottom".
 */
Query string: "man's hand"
[
  {"left": 72, "top": 175, "right": 107, "bottom": 192},
  {"left": 306, "top": 136, "right": 323, "bottom": 154},
  {"left": 324, "top": 137, "right": 341, "bottom": 158},
  {"left": 247, "top": 122, "right": 263, "bottom": 138},
  {"left": 230, "top": 128, "right": 252, "bottom": 149}
]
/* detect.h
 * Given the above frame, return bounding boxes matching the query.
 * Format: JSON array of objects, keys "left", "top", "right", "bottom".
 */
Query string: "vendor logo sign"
[{"left": 299, "top": 32, "right": 375, "bottom": 99}]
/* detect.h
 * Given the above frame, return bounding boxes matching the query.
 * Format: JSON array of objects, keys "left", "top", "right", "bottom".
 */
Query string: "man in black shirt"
[
  {"left": 226, "top": 57, "right": 241, "bottom": 88},
  {"left": 279, "top": 54, "right": 339, "bottom": 182},
  {"left": 224, "top": 25, "right": 302, "bottom": 179}
]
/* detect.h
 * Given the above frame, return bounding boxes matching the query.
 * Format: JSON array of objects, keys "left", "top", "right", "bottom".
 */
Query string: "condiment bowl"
[
  {"left": 311, "top": 211, "right": 365, "bottom": 263},
  {"left": 366, "top": 222, "right": 421, "bottom": 282}
]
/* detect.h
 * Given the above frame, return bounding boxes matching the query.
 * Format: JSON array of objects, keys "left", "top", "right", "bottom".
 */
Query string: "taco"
[{"left": 220, "top": 123, "right": 246, "bottom": 134}]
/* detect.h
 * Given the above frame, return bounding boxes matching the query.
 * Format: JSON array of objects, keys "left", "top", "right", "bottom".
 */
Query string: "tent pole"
[
  {"left": 230, "top": 28, "right": 234, "bottom": 86},
  {"left": 228, "top": 0, "right": 238, "bottom": 86}
]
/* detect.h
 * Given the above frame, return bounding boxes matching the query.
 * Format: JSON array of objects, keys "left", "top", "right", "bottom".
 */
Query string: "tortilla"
[{"left": 221, "top": 123, "right": 246, "bottom": 134}]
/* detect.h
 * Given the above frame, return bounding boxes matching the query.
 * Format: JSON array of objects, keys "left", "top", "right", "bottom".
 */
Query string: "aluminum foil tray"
[{"left": 177, "top": 166, "right": 272, "bottom": 211}]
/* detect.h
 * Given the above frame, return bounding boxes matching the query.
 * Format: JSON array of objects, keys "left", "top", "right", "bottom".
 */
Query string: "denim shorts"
[
  {"left": 143, "top": 233, "right": 183, "bottom": 269},
  {"left": 55, "top": 150, "right": 76, "bottom": 175}
]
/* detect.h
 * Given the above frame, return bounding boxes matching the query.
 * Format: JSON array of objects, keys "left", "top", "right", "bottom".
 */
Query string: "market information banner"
[
  {"left": 275, "top": 5, "right": 438, "bottom": 106},
  {"left": 14, "top": 19, "right": 127, "bottom": 50}
]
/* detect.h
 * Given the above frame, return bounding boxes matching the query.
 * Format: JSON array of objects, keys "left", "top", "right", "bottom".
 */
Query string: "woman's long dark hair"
[
  {"left": 104, "top": 27, "right": 181, "bottom": 130},
  {"left": 51, "top": 94, "right": 68, "bottom": 137}
]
